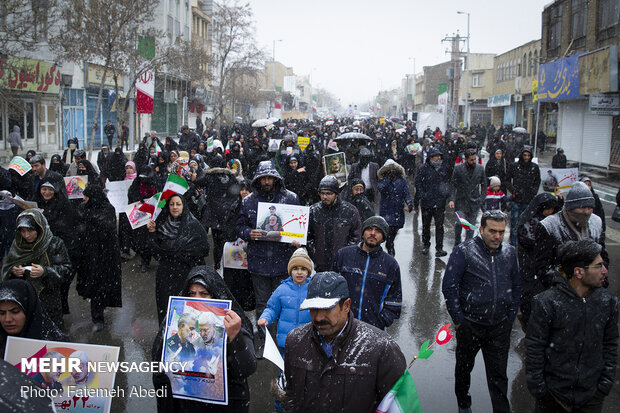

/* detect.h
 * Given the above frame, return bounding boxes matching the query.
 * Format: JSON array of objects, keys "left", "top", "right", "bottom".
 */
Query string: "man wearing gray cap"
[
  {"left": 534, "top": 181, "right": 609, "bottom": 290},
  {"left": 284, "top": 271, "right": 406, "bottom": 412}
]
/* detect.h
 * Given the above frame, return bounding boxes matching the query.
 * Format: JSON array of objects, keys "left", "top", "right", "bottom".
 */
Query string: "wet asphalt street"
[{"left": 64, "top": 198, "right": 620, "bottom": 413}]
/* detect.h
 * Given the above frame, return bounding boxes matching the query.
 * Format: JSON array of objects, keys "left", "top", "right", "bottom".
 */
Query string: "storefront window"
[{"left": 38, "top": 103, "right": 57, "bottom": 144}]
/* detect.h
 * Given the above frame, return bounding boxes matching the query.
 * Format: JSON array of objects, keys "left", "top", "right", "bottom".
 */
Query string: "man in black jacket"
[
  {"left": 505, "top": 146, "right": 540, "bottom": 245},
  {"left": 307, "top": 176, "right": 361, "bottom": 272},
  {"left": 29, "top": 155, "right": 66, "bottom": 198},
  {"left": 526, "top": 239, "right": 617, "bottom": 413},
  {"left": 104, "top": 120, "right": 115, "bottom": 148},
  {"left": 442, "top": 210, "right": 521, "bottom": 413}
]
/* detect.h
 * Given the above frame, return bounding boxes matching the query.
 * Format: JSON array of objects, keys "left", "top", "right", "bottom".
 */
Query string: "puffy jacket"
[
  {"left": 236, "top": 161, "right": 299, "bottom": 277},
  {"left": 259, "top": 277, "right": 312, "bottom": 348},
  {"left": 307, "top": 198, "right": 361, "bottom": 272},
  {"left": 449, "top": 161, "right": 487, "bottom": 212},
  {"left": 332, "top": 244, "right": 402, "bottom": 329},
  {"left": 414, "top": 149, "right": 451, "bottom": 209},
  {"left": 442, "top": 235, "right": 521, "bottom": 326},
  {"left": 525, "top": 273, "right": 618, "bottom": 410},
  {"left": 535, "top": 211, "right": 608, "bottom": 284},
  {"left": 284, "top": 312, "right": 406, "bottom": 413},
  {"left": 506, "top": 148, "right": 541, "bottom": 204},
  {"left": 377, "top": 161, "right": 413, "bottom": 227}
]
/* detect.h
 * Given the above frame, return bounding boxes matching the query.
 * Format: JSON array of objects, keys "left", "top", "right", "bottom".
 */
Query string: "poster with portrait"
[
  {"left": 125, "top": 201, "right": 151, "bottom": 229},
  {"left": 323, "top": 152, "right": 347, "bottom": 186},
  {"left": 268, "top": 138, "right": 282, "bottom": 152},
  {"left": 222, "top": 238, "right": 248, "bottom": 269},
  {"left": 540, "top": 167, "right": 578, "bottom": 194},
  {"left": 64, "top": 176, "right": 88, "bottom": 199},
  {"left": 255, "top": 202, "right": 309, "bottom": 245},
  {"left": 4, "top": 337, "right": 120, "bottom": 413},
  {"left": 162, "top": 297, "right": 231, "bottom": 405}
]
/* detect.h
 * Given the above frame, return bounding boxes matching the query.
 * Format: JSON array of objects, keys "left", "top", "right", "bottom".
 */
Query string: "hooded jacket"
[
  {"left": 377, "top": 160, "right": 413, "bottom": 227},
  {"left": 525, "top": 273, "right": 618, "bottom": 410},
  {"left": 2, "top": 209, "right": 72, "bottom": 327},
  {"left": 284, "top": 312, "right": 406, "bottom": 413},
  {"left": 442, "top": 235, "right": 521, "bottom": 326},
  {"left": 152, "top": 266, "right": 256, "bottom": 413},
  {"left": 332, "top": 243, "right": 402, "bottom": 330},
  {"left": 414, "top": 147, "right": 451, "bottom": 209},
  {"left": 236, "top": 161, "right": 299, "bottom": 277},
  {"left": 506, "top": 147, "right": 541, "bottom": 204},
  {"left": 259, "top": 276, "right": 312, "bottom": 348},
  {"left": 8, "top": 126, "right": 22, "bottom": 149},
  {"left": 0, "top": 279, "right": 68, "bottom": 356}
]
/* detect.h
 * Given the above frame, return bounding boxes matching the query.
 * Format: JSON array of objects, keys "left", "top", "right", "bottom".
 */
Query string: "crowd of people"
[{"left": 0, "top": 116, "right": 617, "bottom": 412}]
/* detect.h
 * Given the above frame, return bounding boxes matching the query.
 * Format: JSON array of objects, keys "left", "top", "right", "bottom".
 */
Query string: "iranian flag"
[
  {"left": 161, "top": 173, "right": 189, "bottom": 202},
  {"left": 138, "top": 192, "right": 163, "bottom": 216},
  {"left": 155, "top": 142, "right": 162, "bottom": 155},
  {"left": 456, "top": 212, "right": 478, "bottom": 230},
  {"left": 376, "top": 370, "right": 422, "bottom": 413},
  {"left": 136, "top": 69, "right": 154, "bottom": 113}
]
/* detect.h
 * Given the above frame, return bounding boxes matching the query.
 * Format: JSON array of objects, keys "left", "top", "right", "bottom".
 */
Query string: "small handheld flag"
[{"left": 455, "top": 212, "right": 478, "bottom": 231}]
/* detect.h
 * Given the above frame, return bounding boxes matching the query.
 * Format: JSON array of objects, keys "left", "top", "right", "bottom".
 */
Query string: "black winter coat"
[
  {"left": 414, "top": 159, "right": 451, "bottom": 209},
  {"left": 449, "top": 163, "right": 486, "bottom": 213},
  {"left": 75, "top": 187, "right": 122, "bottom": 308},
  {"left": 525, "top": 274, "right": 618, "bottom": 410},
  {"left": 307, "top": 198, "right": 361, "bottom": 272},
  {"left": 506, "top": 151, "right": 541, "bottom": 204},
  {"left": 484, "top": 157, "right": 509, "bottom": 193},
  {"left": 197, "top": 168, "right": 241, "bottom": 241}
]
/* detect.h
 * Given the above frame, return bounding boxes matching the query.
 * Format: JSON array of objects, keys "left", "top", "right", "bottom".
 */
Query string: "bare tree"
[
  {"left": 210, "top": 1, "right": 265, "bottom": 125},
  {"left": 50, "top": 0, "right": 164, "bottom": 153}
]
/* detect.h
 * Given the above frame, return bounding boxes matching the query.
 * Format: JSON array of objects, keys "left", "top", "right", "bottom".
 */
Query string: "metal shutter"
[
  {"left": 558, "top": 100, "right": 585, "bottom": 163},
  {"left": 582, "top": 110, "right": 612, "bottom": 168}
]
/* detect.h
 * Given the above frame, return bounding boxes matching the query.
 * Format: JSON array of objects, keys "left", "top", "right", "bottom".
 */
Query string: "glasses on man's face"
[{"left": 584, "top": 262, "right": 605, "bottom": 270}]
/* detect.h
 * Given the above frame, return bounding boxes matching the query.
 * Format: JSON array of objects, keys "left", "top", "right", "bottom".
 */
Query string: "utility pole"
[
  {"left": 442, "top": 32, "right": 465, "bottom": 127},
  {"left": 457, "top": 11, "right": 470, "bottom": 129}
]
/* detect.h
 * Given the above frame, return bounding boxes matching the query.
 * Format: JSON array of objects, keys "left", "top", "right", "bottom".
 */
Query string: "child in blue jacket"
[
  {"left": 258, "top": 248, "right": 313, "bottom": 351},
  {"left": 258, "top": 248, "right": 313, "bottom": 411}
]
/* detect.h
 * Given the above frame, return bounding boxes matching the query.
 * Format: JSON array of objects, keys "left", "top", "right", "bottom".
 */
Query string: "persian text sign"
[
  {"left": 0, "top": 56, "right": 61, "bottom": 94},
  {"left": 538, "top": 55, "right": 582, "bottom": 101},
  {"left": 487, "top": 93, "right": 511, "bottom": 107}
]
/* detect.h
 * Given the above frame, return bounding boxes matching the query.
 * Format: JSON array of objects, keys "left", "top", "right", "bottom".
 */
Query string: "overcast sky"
[{"left": 246, "top": 0, "right": 545, "bottom": 106}]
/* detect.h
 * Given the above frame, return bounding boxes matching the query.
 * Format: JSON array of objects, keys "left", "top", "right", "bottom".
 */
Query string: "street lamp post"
[
  {"left": 272, "top": 39, "right": 283, "bottom": 91},
  {"left": 457, "top": 11, "right": 470, "bottom": 129}
]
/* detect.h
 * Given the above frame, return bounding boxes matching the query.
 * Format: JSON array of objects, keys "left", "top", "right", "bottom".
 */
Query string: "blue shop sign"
[{"left": 538, "top": 55, "right": 583, "bottom": 101}]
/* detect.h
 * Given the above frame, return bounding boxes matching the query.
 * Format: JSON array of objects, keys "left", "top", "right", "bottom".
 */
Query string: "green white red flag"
[
  {"left": 456, "top": 212, "right": 478, "bottom": 230},
  {"left": 161, "top": 173, "right": 189, "bottom": 202},
  {"left": 138, "top": 192, "right": 163, "bottom": 216},
  {"left": 375, "top": 370, "right": 422, "bottom": 413},
  {"left": 155, "top": 142, "right": 162, "bottom": 155}
]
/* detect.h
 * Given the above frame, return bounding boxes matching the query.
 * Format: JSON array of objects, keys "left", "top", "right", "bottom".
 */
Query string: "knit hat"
[
  {"left": 362, "top": 216, "right": 388, "bottom": 239},
  {"left": 318, "top": 175, "right": 340, "bottom": 194},
  {"left": 564, "top": 182, "right": 595, "bottom": 210},
  {"left": 287, "top": 248, "right": 313, "bottom": 275},
  {"left": 489, "top": 176, "right": 501, "bottom": 188}
]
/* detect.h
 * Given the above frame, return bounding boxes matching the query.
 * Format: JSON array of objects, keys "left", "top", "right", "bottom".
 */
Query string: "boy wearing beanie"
[
  {"left": 484, "top": 176, "right": 507, "bottom": 212},
  {"left": 258, "top": 248, "right": 314, "bottom": 411}
]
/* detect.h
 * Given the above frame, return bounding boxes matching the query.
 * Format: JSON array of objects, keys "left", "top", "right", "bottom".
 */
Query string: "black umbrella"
[
  {"left": 333, "top": 132, "right": 373, "bottom": 142},
  {"left": 0, "top": 359, "right": 56, "bottom": 412}
]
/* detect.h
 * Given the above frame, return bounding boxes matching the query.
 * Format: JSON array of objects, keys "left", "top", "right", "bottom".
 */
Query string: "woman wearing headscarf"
[
  {"left": 516, "top": 192, "right": 559, "bottom": 328},
  {"left": 34, "top": 177, "right": 79, "bottom": 316},
  {"left": 77, "top": 160, "right": 100, "bottom": 186},
  {"left": 49, "top": 154, "right": 69, "bottom": 176},
  {"left": 1, "top": 209, "right": 72, "bottom": 329},
  {"left": 377, "top": 159, "right": 413, "bottom": 256},
  {"left": 147, "top": 194, "right": 209, "bottom": 324},
  {"left": 0, "top": 279, "right": 68, "bottom": 356},
  {"left": 154, "top": 151, "right": 170, "bottom": 191},
  {"left": 118, "top": 161, "right": 138, "bottom": 256},
  {"left": 61, "top": 138, "right": 79, "bottom": 165},
  {"left": 134, "top": 142, "right": 151, "bottom": 173},
  {"left": 127, "top": 166, "right": 158, "bottom": 272},
  {"left": 283, "top": 154, "right": 309, "bottom": 205},
  {"left": 75, "top": 185, "right": 122, "bottom": 332},
  {"left": 152, "top": 266, "right": 256, "bottom": 413},
  {"left": 106, "top": 147, "right": 128, "bottom": 182}
]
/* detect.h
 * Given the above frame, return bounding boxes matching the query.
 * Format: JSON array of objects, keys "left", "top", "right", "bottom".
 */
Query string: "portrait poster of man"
[
  {"left": 540, "top": 167, "right": 578, "bottom": 193},
  {"left": 222, "top": 238, "right": 248, "bottom": 269},
  {"left": 255, "top": 202, "right": 309, "bottom": 245},
  {"left": 323, "top": 152, "right": 348, "bottom": 186},
  {"left": 162, "top": 297, "right": 230, "bottom": 405},
  {"left": 63, "top": 176, "right": 88, "bottom": 199},
  {"left": 4, "top": 337, "right": 120, "bottom": 413},
  {"left": 125, "top": 201, "right": 151, "bottom": 229}
]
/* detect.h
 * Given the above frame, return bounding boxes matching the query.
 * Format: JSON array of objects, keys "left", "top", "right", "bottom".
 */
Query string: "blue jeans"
[{"left": 510, "top": 202, "right": 528, "bottom": 246}]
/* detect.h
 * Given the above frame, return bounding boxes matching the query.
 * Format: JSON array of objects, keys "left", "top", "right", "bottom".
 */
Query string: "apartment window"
[
  {"left": 472, "top": 73, "right": 482, "bottom": 87},
  {"left": 518, "top": 58, "right": 522, "bottom": 77},
  {"left": 598, "top": 0, "right": 619, "bottom": 41},
  {"left": 534, "top": 50, "right": 539, "bottom": 75},
  {"left": 167, "top": 15, "right": 174, "bottom": 39},
  {"left": 548, "top": 5, "right": 562, "bottom": 56},
  {"left": 571, "top": 0, "right": 587, "bottom": 47},
  {"left": 528, "top": 51, "right": 532, "bottom": 76}
]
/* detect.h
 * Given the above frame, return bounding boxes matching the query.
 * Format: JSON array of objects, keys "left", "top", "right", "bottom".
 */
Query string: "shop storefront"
[{"left": 487, "top": 93, "right": 512, "bottom": 127}]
